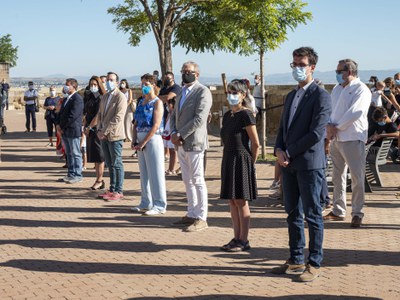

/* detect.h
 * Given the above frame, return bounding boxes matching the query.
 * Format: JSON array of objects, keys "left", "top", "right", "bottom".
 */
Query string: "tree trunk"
[
  {"left": 163, "top": 33, "right": 173, "bottom": 76},
  {"left": 260, "top": 50, "right": 266, "bottom": 159},
  {"left": 157, "top": 38, "right": 166, "bottom": 77}
]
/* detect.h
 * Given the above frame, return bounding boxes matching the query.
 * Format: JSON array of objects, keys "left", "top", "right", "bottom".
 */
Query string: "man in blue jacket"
[
  {"left": 57, "top": 78, "right": 84, "bottom": 184},
  {"left": 272, "top": 47, "right": 331, "bottom": 282}
]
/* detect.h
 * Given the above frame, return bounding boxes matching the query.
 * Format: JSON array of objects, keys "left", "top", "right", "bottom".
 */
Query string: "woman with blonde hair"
[{"left": 120, "top": 79, "right": 136, "bottom": 142}]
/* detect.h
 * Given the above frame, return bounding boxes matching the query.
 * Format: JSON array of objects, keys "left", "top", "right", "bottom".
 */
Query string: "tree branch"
[{"left": 139, "top": 0, "right": 162, "bottom": 45}]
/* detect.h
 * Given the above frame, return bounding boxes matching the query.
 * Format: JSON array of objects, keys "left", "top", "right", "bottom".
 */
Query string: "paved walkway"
[{"left": 0, "top": 109, "right": 399, "bottom": 300}]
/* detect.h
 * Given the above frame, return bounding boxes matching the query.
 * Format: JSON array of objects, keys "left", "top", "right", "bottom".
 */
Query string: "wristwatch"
[{"left": 176, "top": 132, "right": 184, "bottom": 142}]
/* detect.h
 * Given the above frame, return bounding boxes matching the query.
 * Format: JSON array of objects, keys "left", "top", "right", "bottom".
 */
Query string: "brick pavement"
[{"left": 0, "top": 109, "right": 399, "bottom": 300}]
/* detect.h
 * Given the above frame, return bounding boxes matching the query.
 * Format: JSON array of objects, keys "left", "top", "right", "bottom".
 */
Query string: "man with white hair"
[
  {"left": 324, "top": 59, "right": 371, "bottom": 228},
  {"left": 170, "top": 61, "right": 212, "bottom": 232}
]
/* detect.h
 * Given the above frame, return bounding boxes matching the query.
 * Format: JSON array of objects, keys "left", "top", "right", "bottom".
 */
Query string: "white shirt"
[
  {"left": 24, "top": 89, "right": 38, "bottom": 105},
  {"left": 179, "top": 81, "right": 196, "bottom": 111},
  {"left": 248, "top": 94, "right": 257, "bottom": 113},
  {"left": 63, "top": 91, "right": 77, "bottom": 107},
  {"left": 371, "top": 90, "right": 383, "bottom": 107},
  {"left": 288, "top": 80, "right": 314, "bottom": 126},
  {"left": 330, "top": 78, "right": 371, "bottom": 142},
  {"left": 253, "top": 84, "right": 263, "bottom": 108}
]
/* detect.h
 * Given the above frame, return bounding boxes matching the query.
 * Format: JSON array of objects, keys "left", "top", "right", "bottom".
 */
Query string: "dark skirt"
[
  {"left": 220, "top": 150, "right": 257, "bottom": 201},
  {"left": 87, "top": 129, "right": 105, "bottom": 163}
]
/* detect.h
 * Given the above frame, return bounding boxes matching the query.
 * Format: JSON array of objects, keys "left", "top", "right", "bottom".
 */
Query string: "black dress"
[
  {"left": 84, "top": 92, "right": 104, "bottom": 163},
  {"left": 220, "top": 109, "right": 257, "bottom": 201}
]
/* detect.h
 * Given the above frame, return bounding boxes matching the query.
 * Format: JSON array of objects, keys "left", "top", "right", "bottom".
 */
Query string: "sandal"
[
  {"left": 91, "top": 180, "right": 105, "bottom": 190},
  {"left": 227, "top": 240, "right": 251, "bottom": 252},
  {"left": 220, "top": 238, "right": 239, "bottom": 251}
]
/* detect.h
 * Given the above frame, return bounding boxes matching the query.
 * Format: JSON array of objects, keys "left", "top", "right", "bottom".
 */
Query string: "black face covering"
[
  {"left": 182, "top": 73, "right": 196, "bottom": 84},
  {"left": 165, "top": 79, "right": 171, "bottom": 86}
]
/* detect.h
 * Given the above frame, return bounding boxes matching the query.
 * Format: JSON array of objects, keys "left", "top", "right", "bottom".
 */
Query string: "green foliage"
[
  {"left": 107, "top": 0, "right": 151, "bottom": 47},
  {"left": 0, "top": 34, "right": 18, "bottom": 67},
  {"left": 175, "top": 0, "right": 312, "bottom": 56},
  {"left": 107, "top": 0, "right": 311, "bottom": 72}
]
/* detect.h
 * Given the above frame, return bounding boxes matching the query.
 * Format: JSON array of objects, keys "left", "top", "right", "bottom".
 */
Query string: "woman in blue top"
[
  {"left": 43, "top": 85, "right": 60, "bottom": 146},
  {"left": 131, "top": 73, "right": 167, "bottom": 215}
]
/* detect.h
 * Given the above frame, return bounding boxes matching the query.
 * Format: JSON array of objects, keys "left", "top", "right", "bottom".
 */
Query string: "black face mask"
[
  {"left": 182, "top": 73, "right": 196, "bottom": 84},
  {"left": 165, "top": 79, "right": 171, "bottom": 86}
]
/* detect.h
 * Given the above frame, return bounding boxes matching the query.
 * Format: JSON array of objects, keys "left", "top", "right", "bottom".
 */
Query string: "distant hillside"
[{"left": 11, "top": 68, "right": 400, "bottom": 86}]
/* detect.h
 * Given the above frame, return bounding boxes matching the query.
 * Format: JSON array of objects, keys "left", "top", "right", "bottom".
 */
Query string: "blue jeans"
[
  {"left": 281, "top": 167, "right": 324, "bottom": 268},
  {"left": 25, "top": 104, "right": 36, "bottom": 131},
  {"left": 137, "top": 132, "right": 167, "bottom": 212},
  {"left": 62, "top": 137, "right": 83, "bottom": 179},
  {"left": 101, "top": 139, "right": 124, "bottom": 193}
]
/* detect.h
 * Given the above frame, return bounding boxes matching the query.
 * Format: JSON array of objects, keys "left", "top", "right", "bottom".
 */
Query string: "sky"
[{"left": 1, "top": 0, "right": 400, "bottom": 81}]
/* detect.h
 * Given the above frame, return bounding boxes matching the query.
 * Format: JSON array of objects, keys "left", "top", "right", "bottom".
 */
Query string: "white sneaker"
[
  {"left": 130, "top": 207, "right": 148, "bottom": 213},
  {"left": 63, "top": 176, "right": 73, "bottom": 182},
  {"left": 142, "top": 209, "right": 166, "bottom": 216},
  {"left": 269, "top": 180, "right": 280, "bottom": 190}
]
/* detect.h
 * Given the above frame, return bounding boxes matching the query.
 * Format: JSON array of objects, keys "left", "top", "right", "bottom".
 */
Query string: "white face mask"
[
  {"left": 90, "top": 86, "right": 99, "bottom": 94},
  {"left": 29, "top": 85, "right": 34, "bottom": 90},
  {"left": 50, "top": 91, "right": 56, "bottom": 97},
  {"left": 227, "top": 93, "right": 240, "bottom": 106},
  {"left": 120, "top": 83, "right": 126, "bottom": 89}
]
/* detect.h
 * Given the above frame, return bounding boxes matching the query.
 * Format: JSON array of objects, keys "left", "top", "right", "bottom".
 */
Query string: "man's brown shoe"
[
  {"left": 173, "top": 216, "right": 196, "bottom": 226},
  {"left": 323, "top": 211, "right": 345, "bottom": 221},
  {"left": 350, "top": 216, "right": 362, "bottom": 228},
  {"left": 271, "top": 259, "right": 306, "bottom": 275},
  {"left": 298, "top": 264, "right": 321, "bottom": 282},
  {"left": 183, "top": 219, "right": 208, "bottom": 232}
]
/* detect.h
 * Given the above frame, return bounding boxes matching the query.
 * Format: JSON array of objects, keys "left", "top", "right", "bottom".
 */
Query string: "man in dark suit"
[
  {"left": 272, "top": 47, "right": 331, "bottom": 282},
  {"left": 57, "top": 78, "right": 84, "bottom": 184}
]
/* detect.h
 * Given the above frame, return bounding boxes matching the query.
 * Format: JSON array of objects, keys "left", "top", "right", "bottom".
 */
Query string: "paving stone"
[{"left": 0, "top": 110, "right": 399, "bottom": 299}]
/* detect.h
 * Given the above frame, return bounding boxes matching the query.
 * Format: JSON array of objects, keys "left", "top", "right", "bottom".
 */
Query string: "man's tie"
[{"left": 179, "top": 88, "right": 189, "bottom": 111}]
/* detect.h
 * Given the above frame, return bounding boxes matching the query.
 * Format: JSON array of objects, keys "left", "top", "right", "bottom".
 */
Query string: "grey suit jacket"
[{"left": 170, "top": 81, "right": 212, "bottom": 152}]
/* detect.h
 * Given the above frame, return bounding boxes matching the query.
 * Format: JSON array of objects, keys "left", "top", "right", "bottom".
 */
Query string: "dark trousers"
[
  {"left": 25, "top": 104, "right": 36, "bottom": 131},
  {"left": 281, "top": 166, "right": 324, "bottom": 268},
  {"left": 46, "top": 118, "right": 56, "bottom": 137}
]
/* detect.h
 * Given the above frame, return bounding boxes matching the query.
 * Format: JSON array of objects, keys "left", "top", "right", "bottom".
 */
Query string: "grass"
[{"left": 257, "top": 153, "right": 276, "bottom": 163}]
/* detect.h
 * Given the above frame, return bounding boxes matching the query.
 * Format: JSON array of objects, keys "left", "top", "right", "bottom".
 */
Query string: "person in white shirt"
[
  {"left": 370, "top": 81, "right": 385, "bottom": 107},
  {"left": 23, "top": 81, "right": 39, "bottom": 132},
  {"left": 324, "top": 59, "right": 371, "bottom": 228}
]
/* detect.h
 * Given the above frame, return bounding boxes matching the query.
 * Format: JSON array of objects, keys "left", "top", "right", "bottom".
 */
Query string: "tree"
[
  {"left": 175, "top": 0, "right": 312, "bottom": 157},
  {"left": 0, "top": 34, "right": 18, "bottom": 67},
  {"left": 108, "top": 0, "right": 216, "bottom": 75}
]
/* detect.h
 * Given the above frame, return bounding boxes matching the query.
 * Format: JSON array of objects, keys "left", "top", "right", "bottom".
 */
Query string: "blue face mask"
[
  {"left": 377, "top": 121, "right": 386, "bottom": 126},
  {"left": 227, "top": 93, "right": 240, "bottom": 106},
  {"left": 63, "top": 85, "right": 70, "bottom": 94},
  {"left": 142, "top": 85, "right": 152, "bottom": 95},
  {"left": 292, "top": 67, "right": 307, "bottom": 82},
  {"left": 395, "top": 79, "right": 400, "bottom": 86},
  {"left": 106, "top": 80, "right": 115, "bottom": 91},
  {"left": 336, "top": 73, "right": 345, "bottom": 85}
]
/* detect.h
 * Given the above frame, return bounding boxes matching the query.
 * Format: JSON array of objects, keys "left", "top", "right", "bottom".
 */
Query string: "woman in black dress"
[
  {"left": 220, "top": 79, "right": 259, "bottom": 252},
  {"left": 83, "top": 76, "right": 106, "bottom": 190}
]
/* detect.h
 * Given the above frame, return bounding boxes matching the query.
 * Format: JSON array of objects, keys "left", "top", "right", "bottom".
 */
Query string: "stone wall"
[
  {"left": 8, "top": 83, "right": 336, "bottom": 139},
  {"left": 0, "top": 62, "right": 10, "bottom": 83}
]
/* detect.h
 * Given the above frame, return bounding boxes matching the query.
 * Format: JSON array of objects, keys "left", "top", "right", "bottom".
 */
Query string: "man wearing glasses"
[
  {"left": 273, "top": 47, "right": 331, "bottom": 282},
  {"left": 170, "top": 61, "right": 212, "bottom": 232},
  {"left": 324, "top": 60, "right": 371, "bottom": 228}
]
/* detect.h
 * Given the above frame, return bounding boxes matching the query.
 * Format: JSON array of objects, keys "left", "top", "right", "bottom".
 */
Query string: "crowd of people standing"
[{"left": 15, "top": 51, "right": 400, "bottom": 283}]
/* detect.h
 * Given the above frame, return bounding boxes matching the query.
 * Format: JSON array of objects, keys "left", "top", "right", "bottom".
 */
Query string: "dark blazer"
[
  {"left": 58, "top": 92, "right": 84, "bottom": 138},
  {"left": 275, "top": 81, "right": 331, "bottom": 171}
]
